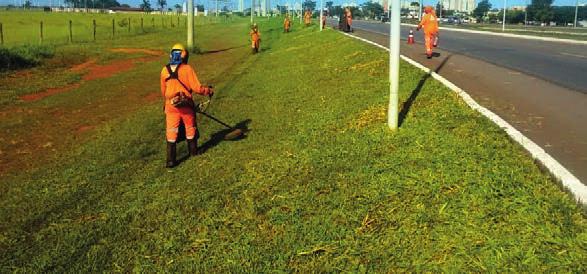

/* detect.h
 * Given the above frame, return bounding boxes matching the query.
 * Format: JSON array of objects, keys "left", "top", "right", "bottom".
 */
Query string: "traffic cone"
[{"left": 407, "top": 29, "right": 415, "bottom": 44}]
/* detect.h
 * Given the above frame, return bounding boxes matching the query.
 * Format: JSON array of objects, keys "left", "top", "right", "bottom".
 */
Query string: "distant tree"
[
  {"left": 410, "top": 1, "right": 419, "bottom": 8},
  {"left": 527, "top": 0, "right": 553, "bottom": 23},
  {"left": 196, "top": 4, "right": 204, "bottom": 11},
  {"left": 121, "top": 4, "right": 130, "bottom": 7},
  {"left": 325, "top": 1, "right": 333, "bottom": 14},
  {"left": 174, "top": 3, "right": 181, "bottom": 13},
  {"left": 435, "top": 2, "right": 444, "bottom": 17},
  {"left": 498, "top": 9, "right": 525, "bottom": 24},
  {"left": 303, "top": 0, "right": 316, "bottom": 12},
  {"left": 24, "top": 0, "right": 32, "bottom": 9},
  {"left": 141, "top": 0, "right": 152, "bottom": 12},
  {"left": 157, "top": 0, "right": 166, "bottom": 13},
  {"left": 361, "top": 1, "right": 384, "bottom": 19},
  {"left": 473, "top": 0, "right": 491, "bottom": 22}
]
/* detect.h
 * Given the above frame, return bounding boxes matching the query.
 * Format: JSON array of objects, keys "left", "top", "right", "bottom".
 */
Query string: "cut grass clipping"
[{"left": 0, "top": 17, "right": 585, "bottom": 272}]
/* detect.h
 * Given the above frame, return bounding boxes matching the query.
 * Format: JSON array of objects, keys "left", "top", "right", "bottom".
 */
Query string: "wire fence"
[{"left": 0, "top": 10, "right": 230, "bottom": 47}]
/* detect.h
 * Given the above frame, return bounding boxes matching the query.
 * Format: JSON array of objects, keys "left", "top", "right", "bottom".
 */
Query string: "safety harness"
[{"left": 165, "top": 64, "right": 193, "bottom": 108}]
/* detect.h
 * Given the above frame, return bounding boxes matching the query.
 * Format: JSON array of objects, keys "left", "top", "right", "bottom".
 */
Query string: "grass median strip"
[{"left": 0, "top": 18, "right": 585, "bottom": 271}]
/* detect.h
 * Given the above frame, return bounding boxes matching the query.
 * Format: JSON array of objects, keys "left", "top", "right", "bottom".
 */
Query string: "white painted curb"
[
  {"left": 340, "top": 31, "right": 587, "bottom": 204},
  {"left": 401, "top": 23, "right": 587, "bottom": 45}
]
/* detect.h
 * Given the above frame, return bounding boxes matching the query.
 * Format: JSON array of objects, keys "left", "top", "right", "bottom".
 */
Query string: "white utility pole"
[
  {"left": 502, "top": 0, "right": 507, "bottom": 31},
  {"left": 388, "top": 0, "right": 400, "bottom": 129},
  {"left": 574, "top": 0, "right": 579, "bottom": 28},
  {"left": 418, "top": 0, "right": 422, "bottom": 19},
  {"left": 187, "top": 0, "right": 194, "bottom": 50},
  {"left": 300, "top": 0, "right": 302, "bottom": 24},
  {"left": 320, "top": 0, "right": 323, "bottom": 30},
  {"left": 524, "top": 0, "right": 528, "bottom": 25},
  {"left": 251, "top": 0, "right": 254, "bottom": 23}
]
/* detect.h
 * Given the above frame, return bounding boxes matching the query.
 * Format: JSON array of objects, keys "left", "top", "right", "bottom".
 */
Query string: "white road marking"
[{"left": 560, "top": 52, "right": 587, "bottom": 59}]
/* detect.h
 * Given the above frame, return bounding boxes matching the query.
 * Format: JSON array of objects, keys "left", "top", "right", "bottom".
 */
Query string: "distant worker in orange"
[
  {"left": 417, "top": 6, "right": 439, "bottom": 59},
  {"left": 160, "top": 43, "right": 213, "bottom": 168},
  {"left": 284, "top": 14, "right": 291, "bottom": 33},
  {"left": 304, "top": 9, "right": 312, "bottom": 26},
  {"left": 345, "top": 7, "right": 352, "bottom": 31},
  {"left": 322, "top": 10, "right": 327, "bottom": 29},
  {"left": 250, "top": 23, "right": 261, "bottom": 53}
]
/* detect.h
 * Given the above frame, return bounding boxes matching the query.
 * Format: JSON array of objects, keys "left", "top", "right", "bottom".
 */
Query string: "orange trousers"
[
  {"left": 424, "top": 32, "right": 436, "bottom": 55},
  {"left": 251, "top": 39, "right": 259, "bottom": 49},
  {"left": 165, "top": 107, "right": 196, "bottom": 142}
]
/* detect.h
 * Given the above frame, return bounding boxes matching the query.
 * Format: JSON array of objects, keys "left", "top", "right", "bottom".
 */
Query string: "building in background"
[{"left": 439, "top": 0, "right": 475, "bottom": 13}]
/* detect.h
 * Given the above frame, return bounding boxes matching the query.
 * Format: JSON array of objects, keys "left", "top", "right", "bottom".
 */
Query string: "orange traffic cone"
[{"left": 407, "top": 29, "right": 415, "bottom": 44}]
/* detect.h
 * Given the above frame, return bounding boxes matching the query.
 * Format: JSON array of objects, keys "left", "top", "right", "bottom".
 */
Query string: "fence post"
[
  {"left": 93, "top": 19, "right": 96, "bottom": 41},
  {"left": 40, "top": 21, "right": 43, "bottom": 44},
  {"left": 0, "top": 23, "right": 3, "bottom": 45},
  {"left": 112, "top": 18, "right": 115, "bottom": 39},
  {"left": 141, "top": 17, "right": 144, "bottom": 32},
  {"left": 69, "top": 20, "right": 73, "bottom": 43},
  {"left": 128, "top": 17, "right": 131, "bottom": 33}
]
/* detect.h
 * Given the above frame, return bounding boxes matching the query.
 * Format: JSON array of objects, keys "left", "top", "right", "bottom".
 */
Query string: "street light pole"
[
  {"left": 502, "top": 0, "right": 507, "bottom": 31},
  {"left": 574, "top": 0, "right": 579, "bottom": 28},
  {"left": 251, "top": 0, "right": 254, "bottom": 23},
  {"left": 320, "top": 0, "right": 323, "bottom": 31},
  {"left": 187, "top": 0, "right": 194, "bottom": 50},
  {"left": 389, "top": 0, "right": 400, "bottom": 129},
  {"left": 418, "top": 0, "right": 422, "bottom": 20}
]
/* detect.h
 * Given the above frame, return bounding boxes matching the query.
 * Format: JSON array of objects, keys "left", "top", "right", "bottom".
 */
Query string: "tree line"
[{"left": 474, "top": 0, "right": 586, "bottom": 25}]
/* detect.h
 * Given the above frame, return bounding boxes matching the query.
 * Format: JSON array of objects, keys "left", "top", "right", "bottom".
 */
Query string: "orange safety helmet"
[{"left": 424, "top": 6, "right": 433, "bottom": 13}]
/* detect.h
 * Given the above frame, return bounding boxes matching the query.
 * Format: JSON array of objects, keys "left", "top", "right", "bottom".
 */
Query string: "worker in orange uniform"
[
  {"left": 304, "top": 9, "right": 312, "bottom": 26},
  {"left": 417, "top": 6, "right": 439, "bottom": 59},
  {"left": 160, "top": 43, "right": 213, "bottom": 168},
  {"left": 345, "top": 7, "right": 352, "bottom": 32},
  {"left": 284, "top": 14, "right": 291, "bottom": 33},
  {"left": 322, "top": 10, "right": 327, "bottom": 29},
  {"left": 250, "top": 23, "right": 261, "bottom": 53}
]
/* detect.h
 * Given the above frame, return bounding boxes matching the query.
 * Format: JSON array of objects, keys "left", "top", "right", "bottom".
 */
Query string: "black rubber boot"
[
  {"left": 187, "top": 138, "right": 198, "bottom": 156},
  {"left": 166, "top": 142, "right": 177, "bottom": 168}
]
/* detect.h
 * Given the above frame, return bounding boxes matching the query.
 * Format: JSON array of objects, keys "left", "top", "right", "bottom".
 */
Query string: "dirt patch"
[
  {"left": 70, "top": 59, "right": 97, "bottom": 72},
  {"left": 76, "top": 125, "right": 95, "bottom": 133},
  {"left": 20, "top": 83, "right": 81, "bottom": 102},
  {"left": 144, "top": 92, "right": 160, "bottom": 102},
  {"left": 110, "top": 48, "right": 164, "bottom": 56},
  {"left": 82, "top": 56, "right": 159, "bottom": 81}
]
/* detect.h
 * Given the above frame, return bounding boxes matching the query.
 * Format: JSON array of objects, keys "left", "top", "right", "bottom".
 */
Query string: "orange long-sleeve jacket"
[
  {"left": 250, "top": 29, "right": 260, "bottom": 42},
  {"left": 160, "top": 64, "right": 206, "bottom": 111},
  {"left": 418, "top": 12, "right": 439, "bottom": 34}
]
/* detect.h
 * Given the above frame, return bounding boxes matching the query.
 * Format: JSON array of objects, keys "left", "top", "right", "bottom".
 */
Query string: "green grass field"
[
  {"left": 0, "top": 10, "right": 227, "bottom": 46},
  {"left": 0, "top": 16, "right": 585, "bottom": 272}
]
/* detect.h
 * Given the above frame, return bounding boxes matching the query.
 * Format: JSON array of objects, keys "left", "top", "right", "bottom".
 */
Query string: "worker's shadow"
[
  {"left": 198, "top": 119, "right": 251, "bottom": 155},
  {"left": 398, "top": 54, "right": 451, "bottom": 127}
]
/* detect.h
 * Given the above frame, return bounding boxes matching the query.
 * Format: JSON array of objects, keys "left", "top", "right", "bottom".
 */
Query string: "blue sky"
[{"left": 0, "top": 0, "right": 582, "bottom": 10}]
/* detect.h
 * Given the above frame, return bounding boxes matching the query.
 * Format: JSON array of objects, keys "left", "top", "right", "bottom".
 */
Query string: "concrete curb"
[
  {"left": 401, "top": 23, "right": 587, "bottom": 45},
  {"left": 340, "top": 31, "right": 587, "bottom": 204}
]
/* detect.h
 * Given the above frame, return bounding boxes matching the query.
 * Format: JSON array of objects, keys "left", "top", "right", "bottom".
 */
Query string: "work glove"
[{"left": 416, "top": 25, "right": 421, "bottom": 31}]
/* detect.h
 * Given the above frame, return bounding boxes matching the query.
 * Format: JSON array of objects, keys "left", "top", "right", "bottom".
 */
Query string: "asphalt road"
[
  {"left": 330, "top": 19, "right": 587, "bottom": 185},
  {"left": 351, "top": 20, "right": 587, "bottom": 93}
]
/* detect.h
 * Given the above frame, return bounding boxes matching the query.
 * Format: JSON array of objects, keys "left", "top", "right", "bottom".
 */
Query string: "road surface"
[{"left": 330, "top": 19, "right": 587, "bottom": 185}]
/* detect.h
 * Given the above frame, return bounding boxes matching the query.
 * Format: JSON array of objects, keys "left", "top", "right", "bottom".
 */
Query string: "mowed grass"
[{"left": 0, "top": 18, "right": 586, "bottom": 272}]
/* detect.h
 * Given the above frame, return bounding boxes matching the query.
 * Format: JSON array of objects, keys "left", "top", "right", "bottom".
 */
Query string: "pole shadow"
[{"left": 398, "top": 54, "right": 451, "bottom": 127}]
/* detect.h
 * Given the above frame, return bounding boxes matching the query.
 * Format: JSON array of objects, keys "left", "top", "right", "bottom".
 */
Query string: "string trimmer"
[{"left": 193, "top": 92, "right": 244, "bottom": 140}]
